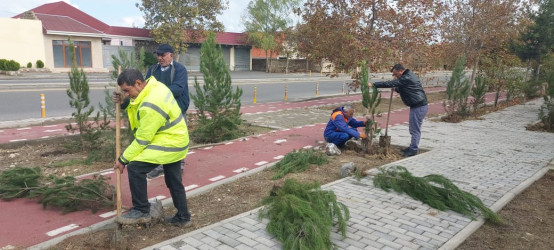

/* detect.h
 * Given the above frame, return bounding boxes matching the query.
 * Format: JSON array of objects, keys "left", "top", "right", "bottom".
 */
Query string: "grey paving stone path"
[{"left": 145, "top": 99, "right": 554, "bottom": 250}]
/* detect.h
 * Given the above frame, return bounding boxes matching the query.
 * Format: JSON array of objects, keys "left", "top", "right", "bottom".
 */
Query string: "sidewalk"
[{"left": 144, "top": 99, "right": 554, "bottom": 250}]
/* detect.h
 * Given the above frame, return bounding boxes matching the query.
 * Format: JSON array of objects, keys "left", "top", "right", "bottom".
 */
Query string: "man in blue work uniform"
[
  {"left": 324, "top": 104, "right": 368, "bottom": 147},
  {"left": 145, "top": 44, "right": 190, "bottom": 178}
]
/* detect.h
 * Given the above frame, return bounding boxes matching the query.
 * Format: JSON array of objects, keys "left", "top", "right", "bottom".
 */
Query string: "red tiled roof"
[
  {"left": 13, "top": 1, "right": 110, "bottom": 32},
  {"left": 12, "top": 1, "right": 249, "bottom": 44},
  {"left": 34, "top": 13, "right": 103, "bottom": 35},
  {"left": 215, "top": 32, "right": 248, "bottom": 46},
  {"left": 106, "top": 26, "right": 151, "bottom": 38}
]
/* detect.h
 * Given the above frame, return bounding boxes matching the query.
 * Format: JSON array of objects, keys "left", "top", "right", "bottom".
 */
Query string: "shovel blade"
[{"left": 379, "top": 136, "right": 391, "bottom": 148}]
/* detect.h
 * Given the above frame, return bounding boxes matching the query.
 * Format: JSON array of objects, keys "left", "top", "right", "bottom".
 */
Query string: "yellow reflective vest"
[{"left": 119, "top": 77, "right": 189, "bottom": 165}]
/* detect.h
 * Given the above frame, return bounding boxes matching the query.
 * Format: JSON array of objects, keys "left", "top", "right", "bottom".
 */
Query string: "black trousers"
[{"left": 127, "top": 160, "right": 191, "bottom": 220}]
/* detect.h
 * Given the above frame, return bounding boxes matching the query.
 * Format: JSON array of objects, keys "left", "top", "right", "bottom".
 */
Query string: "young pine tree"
[
  {"left": 359, "top": 61, "right": 381, "bottom": 154},
  {"left": 190, "top": 32, "right": 243, "bottom": 143},
  {"left": 65, "top": 38, "right": 109, "bottom": 152},
  {"left": 470, "top": 75, "right": 487, "bottom": 113},
  {"left": 443, "top": 55, "right": 471, "bottom": 121}
]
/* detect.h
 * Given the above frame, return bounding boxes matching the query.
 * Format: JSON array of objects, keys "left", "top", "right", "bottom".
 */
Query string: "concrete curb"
[
  {"left": 27, "top": 160, "right": 281, "bottom": 250},
  {"left": 440, "top": 166, "right": 552, "bottom": 250}
]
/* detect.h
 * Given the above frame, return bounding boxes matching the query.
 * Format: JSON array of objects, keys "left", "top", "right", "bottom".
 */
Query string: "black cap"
[{"left": 155, "top": 44, "right": 174, "bottom": 54}]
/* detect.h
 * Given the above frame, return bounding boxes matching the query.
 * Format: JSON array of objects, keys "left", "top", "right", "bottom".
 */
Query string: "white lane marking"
[
  {"left": 274, "top": 155, "right": 284, "bottom": 160},
  {"left": 41, "top": 136, "right": 50, "bottom": 139},
  {"left": 99, "top": 211, "right": 117, "bottom": 218},
  {"left": 0, "top": 130, "right": 4, "bottom": 133},
  {"left": 43, "top": 125, "right": 58, "bottom": 128},
  {"left": 255, "top": 161, "right": 268, "bottom": 166},
  {"left": 305, "top": 125, "right": 315, "bottom": 127},
  {"left": 149, "top": 195, "right": 166, "bottom": 202},
  {"left": 187, "top": 151, "right": 195, "bottom": 155},
  {"left": 46, "top": 224, "right": 79, "bottom": 237},
  {"left": 303, "top": 145, "right": 313, "bottom": 149},
  {"left": 225, "top": 142, "right": 234, "bottom": 145},
  {"left": 274, "top": 139, "right": 287, "bottom": 144},
  {"left": 9, "top": 139, "right": 27, "bottom": 142},
  {"left": 281, "top": 129, "right": 291, "bottom": 131},
  {"left": 44, "top": 129, "right": 63, "bottom": 133},
  {"left": 16, "top": 127, "right": 31, "bottom": 130},
  {"left": 233, "top": 167, "right": 249, "bottom": 173},
  {"left": 185, "top": 184, "right": 199, "bottom": 191},
  {"left": 209, "top": 175, "right": 225, "bottom": 182},
  {"left": 202, "top": 146, "right": 213, "bottom": 150},
  {"left": 294, "top": 126, "right": 303, "bottom": 129}
]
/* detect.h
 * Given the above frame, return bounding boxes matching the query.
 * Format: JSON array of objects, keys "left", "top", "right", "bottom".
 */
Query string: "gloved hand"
[
  {"left": 112, "top": 90, "right": 124, "bottom": 104},
  {"left": 359, "top": 133, "right": 367, "bottom": 139}
]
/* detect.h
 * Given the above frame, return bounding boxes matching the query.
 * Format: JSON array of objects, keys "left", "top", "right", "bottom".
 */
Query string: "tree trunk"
[
  {"left": 269, "top": 50, "right": 274, "bottom": 73},
  {"left": 265, "top": 50, "right": 269, "bottom": 73},
  {"left": 525, "top": 59, "right": 531, "bottom": 82},
  {"left": 285, "top": 54, "right": 290, "bottom": 74},
  {"left": 470, "top": 53, "right": 480, "bottom": 88},
  {"left": 535, "top": 60, "right": 542, "bottom": 82}
]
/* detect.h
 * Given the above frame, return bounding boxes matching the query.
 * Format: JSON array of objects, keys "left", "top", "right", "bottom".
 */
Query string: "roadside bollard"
[
  {"left": 40, "top": 93, "right": 46, "bottom": 118},
  {"left": 253, "top": 84, "right": 257, "bottom": 104},
  {"left": 284, "top": 82, "right": 288, "bottom": 101},
  {"left": 342, "top": 81, "right": 345, "bottom": 94},
  {"left": 316, "top": 81, "right": 319, "bottom": 96}
]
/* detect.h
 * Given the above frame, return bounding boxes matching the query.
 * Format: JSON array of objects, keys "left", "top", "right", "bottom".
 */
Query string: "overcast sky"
[{"left": 0, "top": 0, "right": 250, "bottom": 32}]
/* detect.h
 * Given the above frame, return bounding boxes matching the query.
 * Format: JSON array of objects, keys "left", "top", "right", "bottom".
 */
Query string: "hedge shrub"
[
  {"left": 36, "top": 60, "right": 44, "bottom": 68},
  {"left": 6, "top": 60, "right": 20, "bottom": 71},
  {"left": 0, "top": 59, "right": 7, "bottom": 70}
]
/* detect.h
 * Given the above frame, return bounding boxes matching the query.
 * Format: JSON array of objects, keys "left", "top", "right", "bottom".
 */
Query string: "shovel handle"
[
  {"left": 115, "top": 66, "right": 122, "bottom": 216},
  {"left": 384, "top": 89, "right": 394, "bottom": 136}
]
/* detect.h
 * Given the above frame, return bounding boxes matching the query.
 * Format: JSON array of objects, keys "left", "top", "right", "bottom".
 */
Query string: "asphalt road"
[{"left": 0, "top": 71, "right": 452, "bottom": 122}]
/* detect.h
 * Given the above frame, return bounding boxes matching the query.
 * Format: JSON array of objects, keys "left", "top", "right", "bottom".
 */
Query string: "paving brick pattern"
[{"left": 146, "top": 99, "right": 554, "bottom": 250}]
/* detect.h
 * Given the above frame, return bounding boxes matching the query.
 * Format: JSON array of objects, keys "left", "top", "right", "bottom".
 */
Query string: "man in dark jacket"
[
  {"left": 370, "top": 64, "right": 428, "bottom": 157},
  {"left": 145, "top": 44, "right": 190, "bottom": 178},
  {"left": 323, "top": 104, "right": 367, "bottom": 147}
]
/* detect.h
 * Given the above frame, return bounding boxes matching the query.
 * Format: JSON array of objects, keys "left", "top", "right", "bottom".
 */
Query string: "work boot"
[
  {"left": 401, "top": 147, "right": 410, "bottom": 153},
  {"left": 115, "top": 209, "right": 151, "bottom": 225},
  {"left": 147, "top": 166, "right": 164, "bottom": 179},
  {"left": 403, "top": 149, "right": 417, "bottom": 157},
  {"left": 165, "top": 215, "right": 192, "bottom": 228}
]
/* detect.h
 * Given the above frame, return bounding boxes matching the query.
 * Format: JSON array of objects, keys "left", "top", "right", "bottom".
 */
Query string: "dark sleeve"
[
  {"left": 168, "top": 64, "right": 190, "bottom": 111},
  {"left": 373, "top": 79, "right": 403, "bottom": 88},
  {"left": 121, "top": 97, "right": 130, "bottom": 109},
  {"left": 145, "top": 65, "right": 154, "bottom": 79}
]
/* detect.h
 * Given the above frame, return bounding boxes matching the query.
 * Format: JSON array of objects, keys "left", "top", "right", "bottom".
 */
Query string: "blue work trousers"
[
  {"left": 408, "top": 105, "right": 428, "bottom": 152},
  {"left": 325, "top": 128, "right": 358, "bottom": 147}
]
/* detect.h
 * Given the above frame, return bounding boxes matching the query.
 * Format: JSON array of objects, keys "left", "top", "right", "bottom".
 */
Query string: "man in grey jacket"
[{"left": 370, "top": 64, "right": 428, "bottom": 157}]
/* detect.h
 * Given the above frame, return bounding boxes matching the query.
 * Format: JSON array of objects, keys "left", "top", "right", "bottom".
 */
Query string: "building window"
[{"left": 52, "top": 40, "right": 92, "bottom": 68}]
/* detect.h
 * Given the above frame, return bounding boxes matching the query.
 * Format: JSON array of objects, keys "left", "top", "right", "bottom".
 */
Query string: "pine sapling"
[
  {"left": 359, "top": 61, "right": 381, "bottom": 154},
  {"left": 190, "top": 32, "right": 244, "bottom": 143},
  {"left": 444, "top": 55, "right": 471, "bottom": 121}
]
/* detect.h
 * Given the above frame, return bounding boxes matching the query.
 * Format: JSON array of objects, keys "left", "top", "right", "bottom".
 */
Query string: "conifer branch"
[
  {"left": 373, "top": 166, "right": 502, "bottom": 223},
  {"left": 259, "top": 179, "right": 349, "bottom": 250}
]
